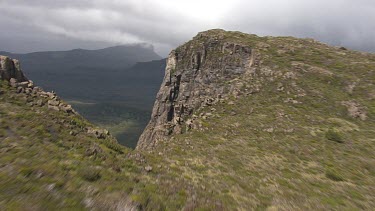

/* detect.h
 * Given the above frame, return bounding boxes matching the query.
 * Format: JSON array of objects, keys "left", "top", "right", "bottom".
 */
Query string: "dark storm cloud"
[{"left": 0, "top": 0, "right": 374, "bottom": 56}]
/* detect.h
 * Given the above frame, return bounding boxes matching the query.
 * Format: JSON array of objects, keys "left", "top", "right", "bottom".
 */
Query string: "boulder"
[
  {"left": 24, "top": 88, "right": 32, "bottom": 95},
  {"left": 85, "top": 144, "right": 103, "bottom": 156},
  {"left": 36, "top": 99, "right": 45, "bottom": 107},
  {"left": 69, "top": 131, "right": 77, "bottom": 136},
  {"left": 10, "top": 78, "right": 17, "bottom": 88},
  {"left": 48, "top": 105, "right": 60, "bottom": 111},
  {"left": 27, "top": 80, "right": 34, "bottom": 88},
  {"left": 17, "top": 87, "right": 24, "bottom": 93},
  {"left": 87, "top": 128, "right": 110, "bottom": 139},
  {"left": 46, "top": 92, "right": 56, "bottom": 99},
  {"left": 48, "top": 99, "right": 60, "bottom": 106},
  {"left": 61, "top": 104, "right": 74, "bottom": 113},
  {"left": 145, "top": 166, "right": 153, "bottom": 172},
  {"left": 17, "top": 82, "right": 29, "bottom": 88}
]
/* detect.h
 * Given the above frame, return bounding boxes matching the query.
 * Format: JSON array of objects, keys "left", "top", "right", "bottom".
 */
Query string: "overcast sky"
[{"left": 0, "top": 0, "right": 374, "bottom": 56}]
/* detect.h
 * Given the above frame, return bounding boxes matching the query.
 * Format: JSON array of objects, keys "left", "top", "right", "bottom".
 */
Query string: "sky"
[{"left": 0, "top": 0, "right": 374, "bottom": 56}]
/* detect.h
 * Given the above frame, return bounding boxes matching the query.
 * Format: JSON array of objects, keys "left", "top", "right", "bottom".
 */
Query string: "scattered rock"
[
  {"left": 205, "top": 98, "right": 214, "bottom": 106},
  {"left": 16, "top": 87, "right": 24, "bottom": 93},
  {"left": 85, "top": 144, "right": 103, "bottom": 156},
  {"left": 87, "top": 128, "right": 109, "bottom": 139},
  {"left": 61, "top": 104, "right": 74, "bottom": 113},
  {"left": 342, "top": 101, "right": 367, "bottom": 120},
  {"left": 264, "top": 128, "right": 274, "bottom": 133},
  {"left": 18, "top": 81, "right": 29, "bottom": 88},
  {"left": 69, "top": 131, "right": 77, "bottom": 136},
  {"left": 24, "top": 88, "right": 32, "bottom": 95},
  {"left": 339, "top": 46, "right": 347, "bottom": 50},
  {"left": 27, "top": 80, "right": 34, "bottom": 88},
  {"left": 284, "top": 98, "right": 301, "bottom": 104},
  {"left": 145, "top": 166, "right": 153, "bottom": 172},
  {"left": 36, "top": 99, "right": 45, "bottom": 107},
  {"left": 46, "top": 184, "right": 56, "bottom": 192},
  {"left": 345, "top": 82, "right": 357, "bottom": 94},
  {"left": 48, "top": 105, "right": 60, "bottom": 111},
  {"left": 48, "top": 99, "right": 60, "bottom": 106},
  {"left": 10, "top": 78, "right": 17, "bottom": 88},
  {"left": 46, "top": 92, "right": 56, "bottom": 99}
]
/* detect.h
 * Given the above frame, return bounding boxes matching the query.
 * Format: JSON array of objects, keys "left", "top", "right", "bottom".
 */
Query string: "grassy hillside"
[{"left": 0, "top": 80, "right": 137, "bottom": 210}]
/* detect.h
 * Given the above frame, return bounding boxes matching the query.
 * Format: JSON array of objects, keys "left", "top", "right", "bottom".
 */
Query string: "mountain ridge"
[
  {"left": 1, "top": 29, "right": 374, "bottom": 210},
  {"left": 134, "top": 29, "right": 375, "bottom": 209}
]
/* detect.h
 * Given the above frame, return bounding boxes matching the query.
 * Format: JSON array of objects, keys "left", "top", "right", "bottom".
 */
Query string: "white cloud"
[{"left": 0, "top": 0, "right": 374, "bottom": 55}]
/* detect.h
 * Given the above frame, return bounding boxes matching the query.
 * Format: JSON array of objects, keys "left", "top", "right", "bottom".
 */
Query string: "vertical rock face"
[
  {"left": 137, "top": 29, "right": 256, "bottom": 149},
  {"left": 0, "top": 55, "right": 28, "bottom": 82}
]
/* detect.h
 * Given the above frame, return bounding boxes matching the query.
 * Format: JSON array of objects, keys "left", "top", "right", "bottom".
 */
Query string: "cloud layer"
[{"left": 0, "top": 0, "right": 374, "bottom": 56}]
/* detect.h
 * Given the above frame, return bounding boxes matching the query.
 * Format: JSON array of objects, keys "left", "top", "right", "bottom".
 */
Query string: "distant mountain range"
[{"left": 0, "top": 44, "right": 166, "bottom": 147}]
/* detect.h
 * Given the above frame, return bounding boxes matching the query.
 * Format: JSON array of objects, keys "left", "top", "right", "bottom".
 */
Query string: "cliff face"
[{"left": 138, "top": 29, "right": 259, "bottom": 149}]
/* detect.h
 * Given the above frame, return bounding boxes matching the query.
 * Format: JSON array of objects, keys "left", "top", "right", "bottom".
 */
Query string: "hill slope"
[{"left": 0, "top": 55, "right": 142, "bottom": 210}]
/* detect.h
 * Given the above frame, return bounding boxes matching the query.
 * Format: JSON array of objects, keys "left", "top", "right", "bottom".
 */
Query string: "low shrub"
[
  {"left": 325, "top": 169, "right": 344, "bottom": 181},
  {"left": 79, "top": 167, "right": 101, "bottom": 182},
  {"left": 325, "top": 129, "right": 344, "bottom": 143}
]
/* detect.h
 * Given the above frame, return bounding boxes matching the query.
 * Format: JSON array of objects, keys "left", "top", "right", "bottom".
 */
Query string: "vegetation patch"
[
  {"left": 325, "top": 129, "right": 344, "bottom": 143},
  {"left": 325, "top": 169, "right": 345, "bottom": 182},
  {"left": 79, "top": 167, "right": 101, "bottom": 182}
]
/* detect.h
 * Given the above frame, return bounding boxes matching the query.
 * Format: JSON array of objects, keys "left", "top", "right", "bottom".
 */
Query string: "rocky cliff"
[
  {"left": 138, "top": 29, "right": 374, "bottom": 150},
  {"left": 138, "top": 29, "right": 259, "bottom": 149}
]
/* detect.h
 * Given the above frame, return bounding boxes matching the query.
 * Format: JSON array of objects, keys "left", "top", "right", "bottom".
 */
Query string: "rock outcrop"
[
  {"left": 0, "top": 55, "right": 28, "bottom": 82},
  {"left": 137, "top": 29, "right": 258, "bottom": 149}
]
